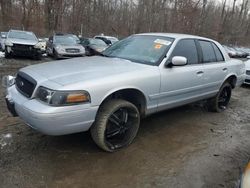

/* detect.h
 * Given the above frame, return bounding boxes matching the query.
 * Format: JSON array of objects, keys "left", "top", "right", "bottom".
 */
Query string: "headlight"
[
  {"left": 34, "top": 42, "right": 42, "bottom": 49},
  {"left": 5, "top": 40, "right": 13, "bottom": 47},
  {"left": 36, "top": 87, "right": 90, "bottom": 106},
  {"left": 55, "top": 46, "right": 64, "bottom": 52},
  {"left": 2, "top": 75, "right": 15, "bottom": 88}
]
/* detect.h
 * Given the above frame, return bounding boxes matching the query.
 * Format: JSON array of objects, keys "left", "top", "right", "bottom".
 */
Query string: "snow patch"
[
  {"left": 0, "top": 51, "right": 5, "bottom": 58},
  {"left": 0, "top": 133, "right": 12, "bottom": 149}
]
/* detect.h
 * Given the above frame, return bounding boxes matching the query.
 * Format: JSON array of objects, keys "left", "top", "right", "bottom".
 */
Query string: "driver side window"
[{"left": 171, "top": 39, "right": 199, "bottom": 64}]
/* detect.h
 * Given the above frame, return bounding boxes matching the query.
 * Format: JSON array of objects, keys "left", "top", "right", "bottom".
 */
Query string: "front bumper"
[
  {"left": 57, "top": 50, "right": 85, "bottom": 58},
  {"left": 244, "top": 73, "right": 250, "bottom": 84},
  {"left": 6, "top": 45, "right": 41, "bottom": 57},
  {"left": 5, "top": 85, "right": 98, "bottom": 135}
]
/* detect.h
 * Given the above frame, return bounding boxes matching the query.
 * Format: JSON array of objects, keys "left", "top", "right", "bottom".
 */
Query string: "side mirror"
[
  {"left": 2, "top": 75, "right": 15, "bottom": 88},
  {"left": 2, "top": 35, "right": 6, "bottom": 39},
  {"left": 171, "top": 56, "right": 187, "bottom": 66}
]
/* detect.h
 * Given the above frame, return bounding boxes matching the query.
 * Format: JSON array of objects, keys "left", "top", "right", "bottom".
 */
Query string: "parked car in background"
[
  {"left": 94, "top": 35, "right": 119, "bottom": 45},
  {"left": 4, "top": 30, "right": 42, "bottom": 59},
  {"left": 3, "top": 33, "right": 245, "bottom": 152},
  {"left": 223, "top": 45, "right": 237, "bottom": 58},
  {"left": 234, "top": 47, "right": 248, "bottom": 58},
  {"left": 244, "top": 59, "right": 250, "bottom": 84},
  {"left": 241, "top": 47, "right": 250, "bottom": 56},
  {"left": 80, "top": 38, "right": 108, "bottom": 56},
  {"left": 46, "top": 34, "right": 85, "bottom": 59},
  {"left": 239, "top": 162, "right": 250, "bottom": 188},
  {"left": 0, "top": 32, "right": 7, "bottom": 52}
]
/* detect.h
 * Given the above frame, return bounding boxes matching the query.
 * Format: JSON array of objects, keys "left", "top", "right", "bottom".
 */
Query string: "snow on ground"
[{"left": 0, "top": 52, "right": 4, "bottom": 58}]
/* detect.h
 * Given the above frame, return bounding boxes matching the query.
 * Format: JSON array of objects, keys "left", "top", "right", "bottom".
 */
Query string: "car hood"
[
  {"left": 90, "top": 45, "right": 107, "bottom": 51},
  {"left": 21, "top": 56, "right": 149, "bottom": 86},
  {"left": 7, "top": 38, "right": 38, "bottom": 45}
]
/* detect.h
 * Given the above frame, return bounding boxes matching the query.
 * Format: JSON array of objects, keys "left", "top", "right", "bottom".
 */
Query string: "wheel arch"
[
  {"left": 99, "top": 87, "right": 147, "bottom": 117},
  {"left": 223, "top": 74, "right": 237, "bottom": 89}
]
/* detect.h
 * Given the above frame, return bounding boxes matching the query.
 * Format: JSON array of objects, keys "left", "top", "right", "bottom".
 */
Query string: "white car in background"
[{"left": 245, "top": 60, "right": 250, "bottom": 84}]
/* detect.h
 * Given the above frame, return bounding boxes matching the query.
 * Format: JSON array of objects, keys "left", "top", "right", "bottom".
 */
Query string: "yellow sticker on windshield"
[{"left": 154, "top": 44, "right": 163, "bottom": 49}]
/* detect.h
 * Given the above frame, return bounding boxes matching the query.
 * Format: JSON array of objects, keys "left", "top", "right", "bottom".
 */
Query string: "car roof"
[
  {"left": 9, "top": 29, "right": 33, "bottom": 33},
  {"left": 137, "top": 33, "right": 214, "bottom": 41}
]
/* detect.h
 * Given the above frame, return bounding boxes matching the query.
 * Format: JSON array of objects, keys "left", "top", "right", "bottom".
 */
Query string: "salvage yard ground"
[{"left": 0, "top": 56, "right": 250, "bottom": 188}]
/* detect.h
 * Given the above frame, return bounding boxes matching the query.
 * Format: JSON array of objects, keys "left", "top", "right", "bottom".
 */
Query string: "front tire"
[
  {"left": 207, "top": 82, "right": 232, "bottom": 112},
  {"left": 91, "top": 99, "right": 140, "bottom": 152},
  {"left": 53, "top": 49, "right": 60, "bottom": 59}
]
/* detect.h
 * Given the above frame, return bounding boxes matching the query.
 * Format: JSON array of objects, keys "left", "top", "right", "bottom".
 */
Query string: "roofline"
[{"left": 136, "top": 32, "right": 215, "bottom": 42}]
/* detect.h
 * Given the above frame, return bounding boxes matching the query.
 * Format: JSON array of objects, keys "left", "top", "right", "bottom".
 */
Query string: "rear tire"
[
  {"left": 207, "top": 82, "right": 232, "bottom": 112},
  {"left": 91, "top": 99, "right": 140, "bottom": 152}
]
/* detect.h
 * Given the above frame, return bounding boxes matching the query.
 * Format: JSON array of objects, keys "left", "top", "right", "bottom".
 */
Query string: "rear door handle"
[
  {"left": 196, "top": 71, "right": 204, "bottom": 75},
  {"left": 223, "top": 68, "right": 228, "bottom": 72}
]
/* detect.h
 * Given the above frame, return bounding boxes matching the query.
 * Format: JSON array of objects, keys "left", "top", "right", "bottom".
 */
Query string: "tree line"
[{"left": 0, "top": 0, "right": 250, "bottom": 46}]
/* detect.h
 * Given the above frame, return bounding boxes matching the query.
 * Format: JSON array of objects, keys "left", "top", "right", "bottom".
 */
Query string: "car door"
[
  {"left": 198, "top": 40, "right": 228, "bottom": 94},
  {"left": 158, "top": 39, "right": 205, "bottom": 111}
]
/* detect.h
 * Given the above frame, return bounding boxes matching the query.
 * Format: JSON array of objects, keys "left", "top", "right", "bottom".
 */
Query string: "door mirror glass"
[{"left": 171, "top": 56, "right": 187, "bottom": 66}]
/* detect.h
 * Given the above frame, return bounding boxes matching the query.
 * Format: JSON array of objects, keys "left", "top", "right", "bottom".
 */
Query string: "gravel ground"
[{"left": 0, "top": 55, "right": 250, "bottom": 188}]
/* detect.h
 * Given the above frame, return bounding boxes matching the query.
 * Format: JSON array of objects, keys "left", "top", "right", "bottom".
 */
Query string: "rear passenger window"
[
  {"left": 199, "top": 40, "right": 217, "bottom": 63},
  {"left": 171, "top": 39, "right": 198, "bottom": 64},
  {"left": 212, "top": 43, "right": 224, "bottom": 62}
]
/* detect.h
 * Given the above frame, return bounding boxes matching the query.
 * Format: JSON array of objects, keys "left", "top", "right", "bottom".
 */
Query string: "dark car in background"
[
  {"left": 4, "top": 30, "right": 42, "bottom": 59},
  {"left": 0, "top": 32, "right": 7, "bottom": 51},
  {"left": 46, "top": 34, "right": 85, "bottom": 59},
  {"left": 80, "top": 38, "right": 108, "bottom": 56}
]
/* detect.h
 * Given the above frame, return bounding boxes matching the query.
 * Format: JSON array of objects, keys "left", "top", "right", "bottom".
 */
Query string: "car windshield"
[
  {"left": 102, "top": 35, "right": 174, "bottom": 65},
  {"left": 67, "top": 34, "right": 80, "bottom": 43},
  {"left": 54, "top": 36, "right": 77, "bottom": 45},
  {"left": 90, "top": 39, "right": 107, "bottom": 46},
  {"left": 8, "top": 31, "right": 37, "bottom": 41}
]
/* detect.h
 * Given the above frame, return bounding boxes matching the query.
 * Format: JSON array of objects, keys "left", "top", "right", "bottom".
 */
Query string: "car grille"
[
  {"left": 65, "top": 48, "right": 80, "bottom": 53},
  {"left": 12, "top": 44, "right": 34, "bottom": 51},
  {"left": 246, "top": 70, "right": 250, "bottom": 75},
  {"left": 15, "top": 72, "right": 37, "bottom": 98},
  {"left": 245, "top": 79, "right": 250, "bottom": 83}
]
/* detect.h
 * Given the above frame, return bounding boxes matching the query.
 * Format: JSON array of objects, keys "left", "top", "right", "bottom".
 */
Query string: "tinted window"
[
  {"left": 8, "top": 31, "right": 37, "bottom": 41},
  {"left": 212, "top": 43, "right": 224, "bottom": 62},
  {"left": 171, "top": 39, "right": 198, "bottom": 64},
  {"left": 199, "top": 40, "right": 217, "bottom": 63}
]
